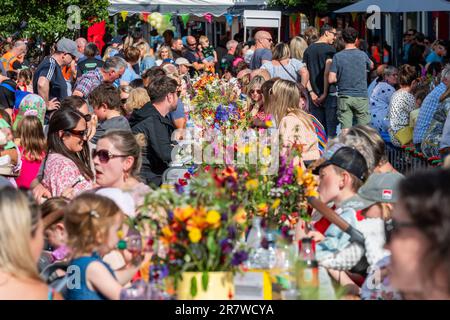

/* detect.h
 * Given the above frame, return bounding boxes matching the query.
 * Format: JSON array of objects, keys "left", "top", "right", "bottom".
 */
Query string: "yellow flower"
[
  {"left": 265, "top": 120, "right": 273, "bottom": 127},
  {"left": 238, "top": 145, "right": 251, "bottom": 154},
  {"left": 188, "top": 228, "right": 202, "bottom": 243},
  {"left": 206, "top": 210, "right": 221, "bottom": 225},
  {"left": 262, "top": 146, "right": 271, "bottom": 157},
  {"left": 245, "top": 179, "right": 259, "bottom": 191},
  {"left": 162, "top": 226, "right": 174, "bottom": 238},
  {"left": 257, "top": 203, "right": 269, "bottom": 215},
  {"left": 295, "top": 166, "right": 304, "bottom": 184},
  {"left": 306, "top": 188, "right": 319, "bottom": 198},
  {"left": 271, "top": 198, "right": 281, "bottom": 210}
]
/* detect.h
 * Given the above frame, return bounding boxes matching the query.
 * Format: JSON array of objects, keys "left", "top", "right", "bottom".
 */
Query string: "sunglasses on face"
[
  {"left": 384, "top": 219, "right": 416, "bottom": 244},
  {"left": 65, "top": 129, "right": 87, "bottom": 139},
  {"left": 92, "top": 149, "right": 128, "bottom": 164},
  {"left": 188, "top": 42, "right": 197, "bottom": 47},
  {"left": 121, "top": 98, "right": 128, "bottom": 104},
  {"left": 250, "top": 89, "right": 262, "bottom": 95}
]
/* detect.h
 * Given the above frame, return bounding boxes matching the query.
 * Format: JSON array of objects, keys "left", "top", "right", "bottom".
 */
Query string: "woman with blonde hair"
[
  {"left": 246, "top": 75, "right": 265, "bottom": 117},
  {"left": 155, "top": 45, "right": 173, "bottom": 66},
  {"left": 134, "top": 41, "right": 155, "bottom": 74},
  {"left": 261, "top": 42, "right": 309, "bottom": 85},
  {"left": 290, "top": 36, "right": 308, "bottom": 61},
  {"left": 123, "top": 88, "right": 150, "bottom": 116},
  {"left": 267, "top": 79, "right": 320, "bottom": 165},
  {"left": 0, "top": 187, "right": 62, "bottom": 299}
]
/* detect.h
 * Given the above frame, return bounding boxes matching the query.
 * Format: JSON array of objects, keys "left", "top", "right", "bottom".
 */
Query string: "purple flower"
[
  {"left": 221, "top": 213, "right": 228, "bottom": 222},
  {"left": 281, "top": 226, "right": 290, "bottom": 239},
  {"left": 231, "top": 251, "right": 249, "bottom": 266},
  {"left": 230, "top": 204, "right": 238, "bottom": 213},
  {"left": 227, "top": 226, "right": 237, "bottom": 239},
  {"left": 220, "top": 239, "right": 233, "bottom": 254},
  {"left": 175, "top": 184, "right": 184, "bottom": 194},
  {"left": 168, "top": 210, "right": 174, "bottom": 221},
  {"left": 215, "top": 105, "right": 230, "bottom": 122}
]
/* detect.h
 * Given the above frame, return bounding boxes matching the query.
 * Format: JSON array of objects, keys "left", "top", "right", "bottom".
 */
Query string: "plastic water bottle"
[{"left": 245, "top": 216, "right": 265, "bottom": 269}]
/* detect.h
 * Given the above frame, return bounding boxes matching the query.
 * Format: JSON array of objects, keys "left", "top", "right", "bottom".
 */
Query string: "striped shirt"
[{"left": 413, "top": 82, "right": 447, "bottom": 144}]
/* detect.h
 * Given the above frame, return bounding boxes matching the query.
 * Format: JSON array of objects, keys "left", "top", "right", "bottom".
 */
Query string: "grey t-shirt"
[
  {"left": 261, "top": 58, "right": 304, "bottom": 82},
  {"left": 330, "top": 49, "right": 372, "bottom": 98},
  {"left": 92, "top": 115, "right": 131, "bottom": 144},
  {"left": 250, "top": 48, "right": 272, "bottom": 70}
]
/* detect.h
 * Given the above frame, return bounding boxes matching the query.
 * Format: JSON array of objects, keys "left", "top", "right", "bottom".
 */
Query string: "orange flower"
[
  {"left": 257, "top": 203, "right": 269, "bottom": 216},
  {"left": 222, "top": 166, "right": 238, "bottom": 181},
  {"left": 233, "top": 207, "right": 247, "bottom": 224},
  {"left": 174, "top": 205, "right": 195, "bottom": 222}
]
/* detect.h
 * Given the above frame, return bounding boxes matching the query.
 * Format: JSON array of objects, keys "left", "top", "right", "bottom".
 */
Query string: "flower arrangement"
[
  {"left": 138, "top": 166, "right": 249, "bottom": 297},
  {"left": 189, "top": 73, "right": 250, "bottom": 131}
]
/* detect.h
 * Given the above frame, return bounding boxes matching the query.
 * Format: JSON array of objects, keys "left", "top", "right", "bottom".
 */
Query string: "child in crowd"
[
  {"left": 297, "top": 144, "right": 370, "bottom": 262},
  {"left": 64, "top": 193, "right": 144, "bottom": 300},
  {"left": 318, "top": 173, "right": 404, "bottom": 297},
  {"left": 199, "top": 36, "right": 217, "bottom": 65},
  {"left": 88, "top": 83, "right": 131, "bottom": 144},
  {"left": 17, "top": 67, "right": 33, "bottom": 93},
  {"left": 41, "top": 197, "right": 70, "bottom": 263},
  {"left": 14, "top": 115, "right": 46, "bottom": 189}
]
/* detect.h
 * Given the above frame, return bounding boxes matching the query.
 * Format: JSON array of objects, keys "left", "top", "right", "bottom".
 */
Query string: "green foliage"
[
  {"left": 0, "top": 0, "right": 110, "bottom": 43},
  {"left": 268, "top": 0, "right": 328, "bottom": 12}
]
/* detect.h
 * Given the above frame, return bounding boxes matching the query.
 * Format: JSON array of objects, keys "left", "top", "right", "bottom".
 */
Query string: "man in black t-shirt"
[
  {"left": 220, "top": 40, "right": 238, "bottom": 74},
  {"left": 76, "top": 43, "right": 104, "bottom": 78},
  {"left": 33, "top": 38, "right": 82, "bottom": 121},
  {"left": 304, "top": 24, "right": 338, "bottom": 137}
]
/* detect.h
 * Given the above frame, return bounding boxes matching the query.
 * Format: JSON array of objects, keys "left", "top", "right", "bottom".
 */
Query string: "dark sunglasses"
[
  {"left": 188, "top": 42, "right": 197, "bottom": 46},
  {"left": 92, "top": 149, "right": 128, "bottom": 163},
  {"left": 83, "top": 114, "right": 92, "bottom": 122},
  {"left": 65, "top": 129, "right": 87, "bottom": 138},
  {"left": 250, "top": 89, "right": 262, "bottom": 95},
  {"left": 121, "top": 98, "right": 128, "bottom": 104},
  {"left": 384, "top": 219, "right": 416, "bottom": 244}
]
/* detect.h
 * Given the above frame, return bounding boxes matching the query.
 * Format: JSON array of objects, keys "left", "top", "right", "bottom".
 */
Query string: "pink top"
[
  {"left": 15, "top": 147, "right": 44, "bottom": 189},
  {"left": 42, "top": 153, "right": 93, "bottom": 197}
]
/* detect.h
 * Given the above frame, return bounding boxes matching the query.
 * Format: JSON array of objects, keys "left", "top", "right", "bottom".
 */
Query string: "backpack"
[{"left": 0, "top": 82, "right": 31, "bottom": 118}]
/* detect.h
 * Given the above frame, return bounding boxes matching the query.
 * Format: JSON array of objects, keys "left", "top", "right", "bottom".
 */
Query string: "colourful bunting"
[
  {"left": 204, "top": 13, "right": 213, "bottom": 24},
  {"left": 120, "top": 11, "right": 128, "bottom": 22},
  {"left": 142, "top": 12, "right": 150, "bottom": 23},
  {"left": 164, "top": 13, "right": 173, "bottom": 24},
  {"left": 225, "top": 13, "right": 233, "bottom": 27},
  {"left": 181, "top": 14, "right": 190, "bottom": 28}
]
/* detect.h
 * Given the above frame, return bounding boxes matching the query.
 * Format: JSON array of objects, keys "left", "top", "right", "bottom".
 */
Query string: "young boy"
[
  {"left": 88, "top": 83, "right": 131, "bottom": 144},
  {"left": 303, "top": 143, "right": 370, "bottom": 262},
  {"left": 198, "top": 36, "right": 217, "bottom": 65}
]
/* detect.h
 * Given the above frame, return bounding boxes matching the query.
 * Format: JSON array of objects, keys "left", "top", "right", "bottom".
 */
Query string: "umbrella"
[{"left": 335, "top": 0, "right": 450, "bottom": 13}]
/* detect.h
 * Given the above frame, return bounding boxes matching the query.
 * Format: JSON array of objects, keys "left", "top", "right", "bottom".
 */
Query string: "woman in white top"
[
  {"left": 388, "top": 65, "right": 417, "bottom": 147},
  {"left": 369, "top": 66, "right": 398, "bottom": 140},
  {"left": 261, "top": 42, "right": 309, "bottom": 86}
]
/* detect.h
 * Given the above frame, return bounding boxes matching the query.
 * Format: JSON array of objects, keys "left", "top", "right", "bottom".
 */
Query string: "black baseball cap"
[{"left": 312, "top": 143, "right": 369, "bottom": 182}]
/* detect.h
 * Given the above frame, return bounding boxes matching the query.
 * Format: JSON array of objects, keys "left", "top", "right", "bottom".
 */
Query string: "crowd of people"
[{"left": 1, "top": 23, "right": 450, "bottom": 300}]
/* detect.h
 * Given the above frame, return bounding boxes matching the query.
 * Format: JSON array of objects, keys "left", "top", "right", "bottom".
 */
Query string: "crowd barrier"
[{"left": 385, "top": 143, "right": 442, "bottom": 175}]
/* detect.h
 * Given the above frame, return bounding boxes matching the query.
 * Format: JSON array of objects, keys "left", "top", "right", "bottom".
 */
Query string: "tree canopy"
[{"left": 0, "top": 0, "right": 110, "bottom": 43}]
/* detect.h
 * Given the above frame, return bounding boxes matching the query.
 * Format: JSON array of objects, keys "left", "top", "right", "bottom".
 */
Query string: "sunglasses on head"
[
  {"left": 92, "top": 149, "right": 128, "bottom": 164},
  {"left": 65, "top": 129, "right": 87, "bottom": 138}
]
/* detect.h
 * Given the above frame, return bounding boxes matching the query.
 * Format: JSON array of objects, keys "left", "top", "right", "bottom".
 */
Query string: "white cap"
[
  {"left": 175, "top": 57, "right": 193, "bottom": 67},
  {"left": 95, "top": 188, "right": 136, "bottom": 218}
]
